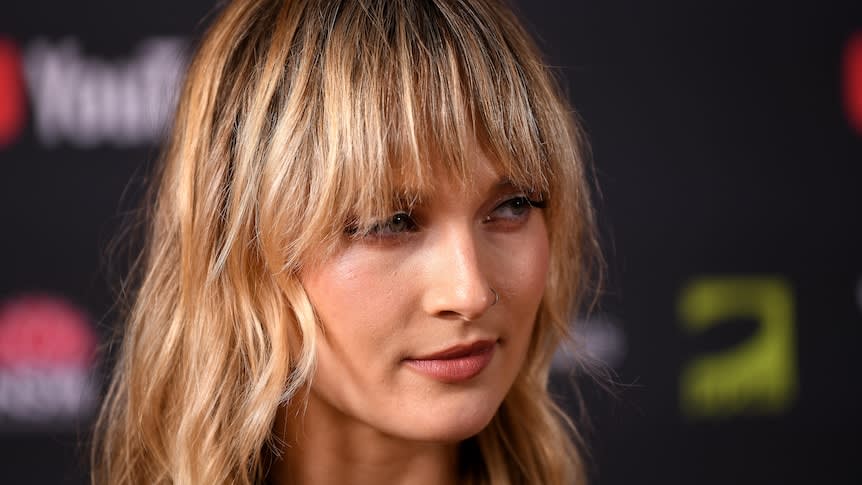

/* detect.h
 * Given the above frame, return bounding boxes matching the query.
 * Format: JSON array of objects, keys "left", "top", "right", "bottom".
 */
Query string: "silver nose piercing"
[{"left": 490, "top": 288, "right": 499, "bottom": 306}]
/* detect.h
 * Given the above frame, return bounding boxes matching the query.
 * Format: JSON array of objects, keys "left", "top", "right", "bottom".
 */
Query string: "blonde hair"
[{"left": 92, "top": 0, "right": 600, "bottom": 483}]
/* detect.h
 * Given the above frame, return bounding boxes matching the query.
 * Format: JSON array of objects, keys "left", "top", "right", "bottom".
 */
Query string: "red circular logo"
[
  {"left": 0, "top": 294, "right": 96, "bottom": 368},
  {"left": 0, "top": 37, "right": 27, "bottom": 148},
  {"left": 0, "top": 294, "right": 99, "bottom": 423},
  {"left": 845, "top": 32, "right": 862, "bottom": 135}
]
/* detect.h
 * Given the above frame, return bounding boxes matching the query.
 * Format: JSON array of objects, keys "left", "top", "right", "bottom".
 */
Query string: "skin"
[{"left": 271, "top": 151, "right": 550, "bottom": 485}]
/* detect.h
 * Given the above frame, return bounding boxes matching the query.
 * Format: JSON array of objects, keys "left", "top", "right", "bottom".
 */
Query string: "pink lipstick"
[{"left": 404, "top": 340, "right": 496, "bottom": 383}]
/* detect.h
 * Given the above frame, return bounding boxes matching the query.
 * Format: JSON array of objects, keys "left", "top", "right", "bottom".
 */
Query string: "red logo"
[
  {"left": 0, "top": 294, "right": 95, "bottom": 368},
  {"left": 0, "top": 37, "right": 26, "bottom": 148},
  {"left": 0, "top": 294, "right": 98, "bottom": 424},
  {"left": 845, "top": 32, "right": 862, "bottom": 135}
]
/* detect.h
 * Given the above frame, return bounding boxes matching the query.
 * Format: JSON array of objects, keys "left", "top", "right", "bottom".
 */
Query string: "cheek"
[
  {"left": 489, "top": 215, "right": 550, "bottom": 379},
  {"left": 497, "top": 216, "right": 551, "bottom": 306},
  {"left": 300, "top": 247, "right": 416, "bottom": 375}
]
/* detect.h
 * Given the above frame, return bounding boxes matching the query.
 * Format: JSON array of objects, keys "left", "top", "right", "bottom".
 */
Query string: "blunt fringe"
[{"left": 92, "top": 0, "right": 601, "bottom": 483}]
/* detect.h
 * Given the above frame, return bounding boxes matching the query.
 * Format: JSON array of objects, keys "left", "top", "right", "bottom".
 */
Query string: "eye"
[
  {"left": 365, "top": 212, "right": 418, "bottom": 238},
  {"left": 486, "top": 196, "right": 546, "bottom": 223}
]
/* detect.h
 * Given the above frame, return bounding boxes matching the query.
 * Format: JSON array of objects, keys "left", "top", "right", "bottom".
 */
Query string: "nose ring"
[{"left": 490, "top": 287, "right": 499, "bottom": 306}]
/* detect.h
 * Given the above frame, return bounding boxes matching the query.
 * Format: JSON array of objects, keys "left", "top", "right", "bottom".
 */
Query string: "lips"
[{"left": 403, "top": 340, "right": 496, "bottom": 383}]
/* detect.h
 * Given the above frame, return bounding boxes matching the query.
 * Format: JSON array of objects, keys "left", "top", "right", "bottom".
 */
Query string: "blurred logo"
[
  {"left": 857, "top": 276, "right": 862, "bottom": 314},
  {"left": 845, "top": 31, "right": 862, "bottom": 135},
  {"left": 553, "top": 314, "right": 628, "bottom": 371},
  {"left": 24, "top": 37, "right": 185, "bottom": 147},
  {"left": 678, "top": 277, "right": 797, "bottom": 418},
  {"left": 0, "top": 294, "right": 98, "bottom": 427},
  {"left": 0, "top": 35, "right": 186, "bottom": 151},
  {"left": 0, "top": 37, "right": 26, "bottom": 149}
]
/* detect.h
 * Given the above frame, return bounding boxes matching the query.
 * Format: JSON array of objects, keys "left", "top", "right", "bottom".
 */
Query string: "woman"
[{"left": 93, "top": 0, "right": 601, "bottom": 483}]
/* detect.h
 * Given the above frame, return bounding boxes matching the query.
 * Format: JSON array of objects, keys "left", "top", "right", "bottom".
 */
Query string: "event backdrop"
[{"left": 2, "top": 0, "right": 860, "bottom": 483}]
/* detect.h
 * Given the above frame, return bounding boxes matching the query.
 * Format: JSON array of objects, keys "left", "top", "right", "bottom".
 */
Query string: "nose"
[{"left": 421, "top": 225, "right": 496, "bottom": 321}]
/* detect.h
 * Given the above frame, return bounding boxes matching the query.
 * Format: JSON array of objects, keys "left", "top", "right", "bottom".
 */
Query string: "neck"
[{"left": 269, "top": 390, "right": 460, "bottom": 485}]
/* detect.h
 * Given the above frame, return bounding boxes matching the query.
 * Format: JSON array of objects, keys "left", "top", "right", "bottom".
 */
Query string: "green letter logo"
[{"left": 678, "top": 277, "right": 797, "bottom": 418}]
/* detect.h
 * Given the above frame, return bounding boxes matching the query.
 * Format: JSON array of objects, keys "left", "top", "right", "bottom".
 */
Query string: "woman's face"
[{"left": 299, "top": 150, "right": 550, "bottom": 443}]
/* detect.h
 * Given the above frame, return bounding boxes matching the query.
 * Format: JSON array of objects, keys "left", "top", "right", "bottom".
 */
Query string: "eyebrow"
[
  {"left": 403, "top": 176, "right": 517, "bottom": 199},
  {"left": 384, "top": 175, "right": 534, "bottom": 216},
  {"left": 493, "top": 177, "right": 519, "bottom": 192},
  {"left": 489, "top": 177, "right": 539, "bottom": 201}
]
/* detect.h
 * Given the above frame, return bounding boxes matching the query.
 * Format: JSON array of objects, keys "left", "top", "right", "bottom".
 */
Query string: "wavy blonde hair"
[{"left": 92, "top": 0, "right": 600, "bottom": 483}]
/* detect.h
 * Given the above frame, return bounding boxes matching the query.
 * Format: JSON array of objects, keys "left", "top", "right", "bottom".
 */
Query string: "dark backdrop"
[{"left": 1, "top": 1, "right": 860, "bottom": 483}]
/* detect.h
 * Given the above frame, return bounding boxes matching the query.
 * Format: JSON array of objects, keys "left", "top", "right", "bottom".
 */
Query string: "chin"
[{"left": 391, "top": 391, "right": 504, "bottom": 444}]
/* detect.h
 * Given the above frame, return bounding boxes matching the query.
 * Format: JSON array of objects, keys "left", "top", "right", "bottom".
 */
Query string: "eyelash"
[
  {"left": 364, "top": 212, "right": 418, "bottom": 238},
  {"left": 354, "top": 195, "right": 547, "bottom": 241},
  {"left": 483, "top": 196, "right": 547, "bottom": 223}
]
